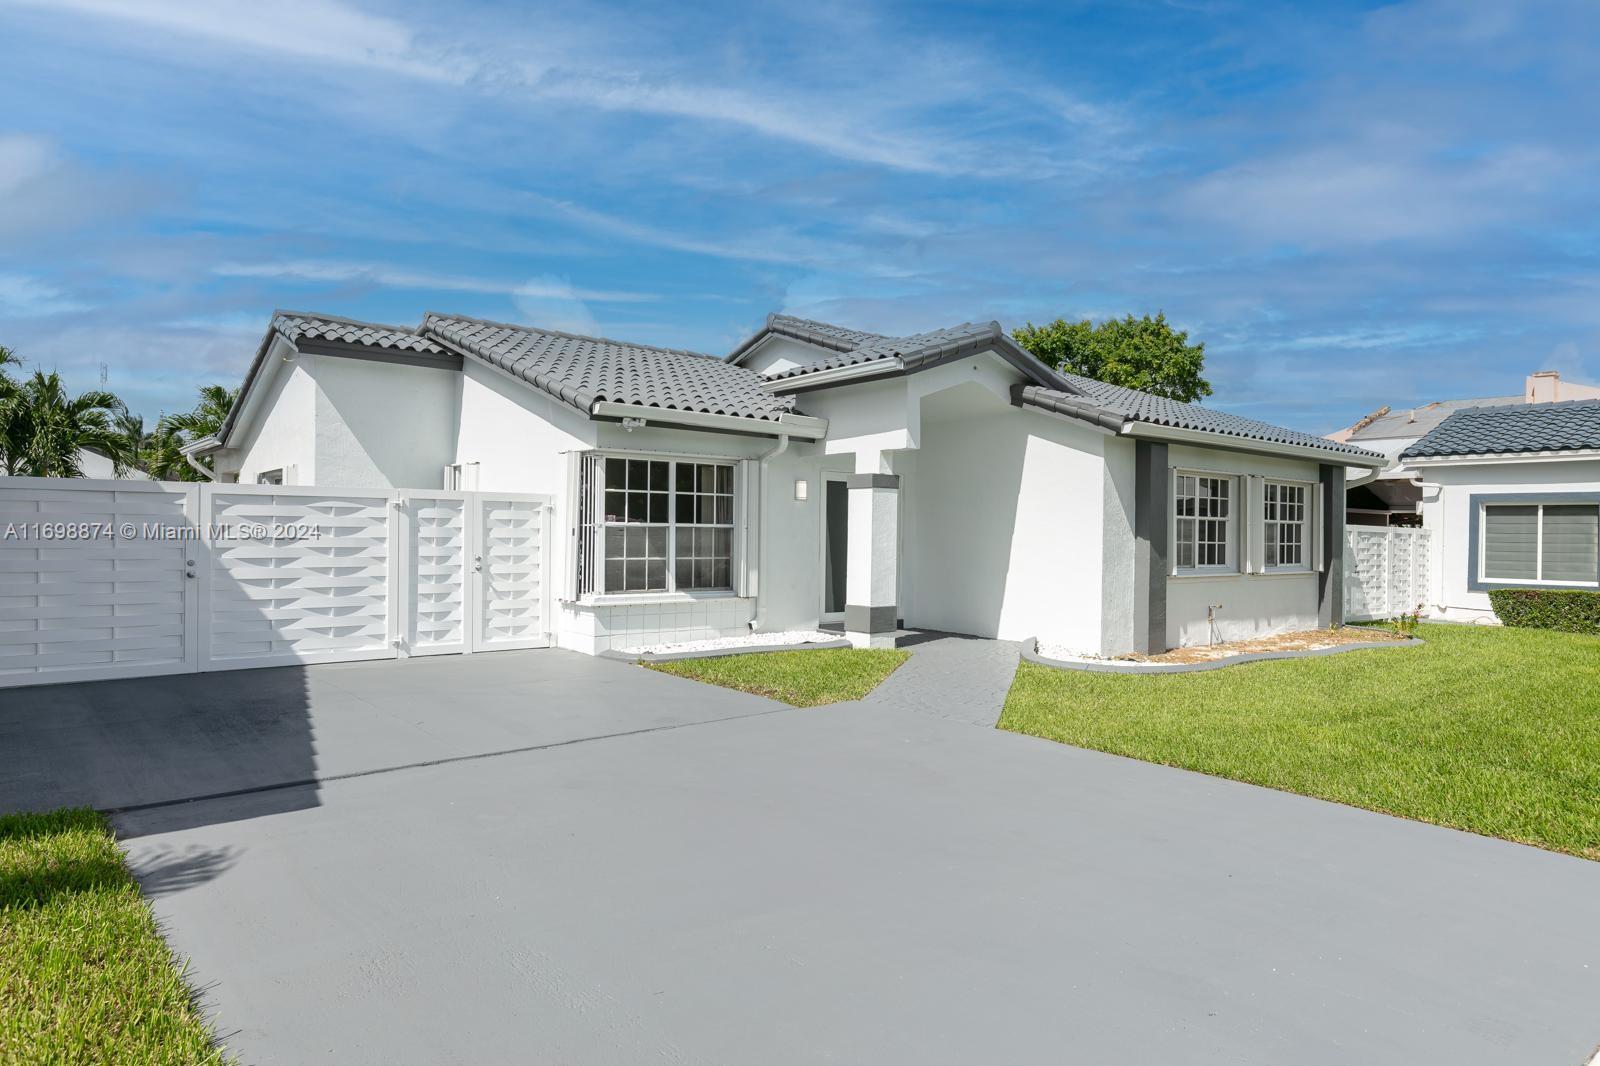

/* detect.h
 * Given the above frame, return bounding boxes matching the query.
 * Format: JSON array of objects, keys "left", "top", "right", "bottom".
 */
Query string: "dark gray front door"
[{"left": 824, "top": 477, "right": 848, "bottom": 617}]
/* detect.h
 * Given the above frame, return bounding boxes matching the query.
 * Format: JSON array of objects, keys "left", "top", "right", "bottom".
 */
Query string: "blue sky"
[{"left": 1, "top": 0, "right": 1596, "bottom": 432}]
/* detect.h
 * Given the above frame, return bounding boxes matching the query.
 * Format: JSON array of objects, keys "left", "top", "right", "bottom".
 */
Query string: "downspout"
[
  {"left": 749, "top": 433, "right": 790, "bottom": 632},
  {"left": 182, "top": 449, "right": 218, "bottom": 482}
]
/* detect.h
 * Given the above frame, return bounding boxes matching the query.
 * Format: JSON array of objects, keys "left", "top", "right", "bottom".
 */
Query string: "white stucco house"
[
  {"left": 188, "top": 310, "right": 1386, "bottom": 656},
  {"left": 1397, "top": 400, "right": 1600, "bottom": 624}
]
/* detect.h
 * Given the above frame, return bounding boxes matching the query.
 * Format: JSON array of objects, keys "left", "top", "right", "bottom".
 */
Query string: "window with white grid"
[
  {"left": 1264, "top": 481, "right": 1309, "bottom": 569},
  {"left": 1175, "top": 474, "right": 1232, "bottom": 571},
  {"left": 582, "top": 455, "right": 737, "bottom": 596}
]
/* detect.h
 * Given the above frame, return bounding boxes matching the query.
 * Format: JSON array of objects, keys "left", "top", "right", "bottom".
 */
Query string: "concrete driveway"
[{"left": 5, "top": 640, "right": 1598, "bottom": 1064}]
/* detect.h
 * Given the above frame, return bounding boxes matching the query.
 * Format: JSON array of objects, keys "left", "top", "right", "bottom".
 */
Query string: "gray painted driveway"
[{"left": 5, "top": 640, "right": 1598, "bottom": 1064}]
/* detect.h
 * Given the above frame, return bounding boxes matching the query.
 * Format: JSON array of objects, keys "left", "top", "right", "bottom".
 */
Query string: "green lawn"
[
  {"left": 647, "top": 647, "right": 910, "bottom": 706},
  {"left": 1001, "top": 624, "right": 1600, "bottom": 861},
  {"left": 0, "top": 809, "right": 231, "bottom": 1064}
]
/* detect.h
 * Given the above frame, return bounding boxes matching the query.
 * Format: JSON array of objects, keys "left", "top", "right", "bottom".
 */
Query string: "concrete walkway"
[
  {"left": 859, "top": 631, "right": 1024, "bottom": 727},
  {"left": 4, "top": 643, "right": 1599, "bottom": 1064}
]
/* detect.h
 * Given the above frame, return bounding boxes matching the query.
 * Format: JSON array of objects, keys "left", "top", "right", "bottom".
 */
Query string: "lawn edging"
[
  {"left": 1021, "top": 635, "right": 1424, "bottom": 674},
  {"left": 601, "top": 638, "right": 851, "bottom": 664}
]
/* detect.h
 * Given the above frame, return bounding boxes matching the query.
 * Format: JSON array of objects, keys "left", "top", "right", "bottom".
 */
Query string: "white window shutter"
[
  {"left": 737, "top": 458, "right": 758, "bottom": 598},
  {"left": 1245, "top": 475, "right": 1265, "bottom": 574},
  {"left": 562, "top": 451, "right": 580, "bottom": 601}
]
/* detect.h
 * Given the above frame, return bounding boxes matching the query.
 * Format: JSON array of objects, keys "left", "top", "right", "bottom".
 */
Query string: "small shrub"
[
  {"left": 1488, "top": 587, "right": 1600, "bottom": 635},
  {"left": 1387, "top": 605, "right": 1424, "bottom": 639}
]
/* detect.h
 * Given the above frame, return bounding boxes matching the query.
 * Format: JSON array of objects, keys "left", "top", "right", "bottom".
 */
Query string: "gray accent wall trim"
[
  {"left": 1133, "top": 440, "right": 1170, "bottom": 654},
  {"left": 845, "top": 604, "right": 898, "bottom": 634},
  {"left": 845, "top": 473, "right": 900, "bottom": 489},
  {"left": 1318, "top": 464, "right": 1346, "bottom": 627},
  {"left": 1465, "top": 491, "right": 1600, "bottom": 592}
]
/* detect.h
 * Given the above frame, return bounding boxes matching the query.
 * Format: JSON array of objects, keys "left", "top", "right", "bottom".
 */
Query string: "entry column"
[{"left": 844, "top": 473, "right": 899, "bottom": 649}]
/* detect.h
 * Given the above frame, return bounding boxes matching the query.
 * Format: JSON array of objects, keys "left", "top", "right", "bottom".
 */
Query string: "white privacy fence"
[
  {"left": 0, "top": 478, "right": 551, "bottom": 689},
  {"left": 1344, "top": 525, "right": 1431, "bottom": 622}
]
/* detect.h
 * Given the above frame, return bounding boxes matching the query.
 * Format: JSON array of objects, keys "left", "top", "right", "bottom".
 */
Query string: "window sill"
[
  {"left": 567, "top": 591, "right": 748, "bottom": 608},
  {"left": 1172, "top": 569, "right": 1241, "bottom": 579}
]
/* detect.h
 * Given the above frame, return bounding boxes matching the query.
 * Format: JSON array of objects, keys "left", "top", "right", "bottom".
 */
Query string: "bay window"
[{"left": 576, "top": 455, "right": 737, "bottom": 596}]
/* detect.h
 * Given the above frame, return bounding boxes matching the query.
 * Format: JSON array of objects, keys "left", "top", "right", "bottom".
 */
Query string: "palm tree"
[
  {"left": 0, "top": 345, "right": 23, "bottom": 473},
  {"left": 149, "top": 384, "right": 238, "bottom": 481},
  {"left": 1, "top": 370, "right": 131, "bottom": 477},
  {"left": 112, "top": 406, "right": 156, "bottom": 475}
]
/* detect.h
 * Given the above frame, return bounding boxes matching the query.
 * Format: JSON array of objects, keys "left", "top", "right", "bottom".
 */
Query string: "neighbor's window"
[
  {"left": 1482, "top": 503, "right": 1599, "bottom": 585},
  {"left": 582, "top": 456, "right": 735, "bottom": 595},
  {"left": 1175, "top": 474, "right": 1232, "bottom": 570},
  {"left": 256, "top": 469, "right": 284, "bottom": 486},
  {"left": 1264, "top": 481, "right": 1309, "bottom": 569}
]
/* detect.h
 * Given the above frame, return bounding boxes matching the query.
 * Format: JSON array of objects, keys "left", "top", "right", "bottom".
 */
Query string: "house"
[
  {"left": 1398, "top": 400, "right": 1600, "bottom": 623},
  {"left": 1331, "top": 370, "right": 1600, "bottom": 526},
  {"left": 188, "top": 310, "right": 1386, "bottom": 656}
]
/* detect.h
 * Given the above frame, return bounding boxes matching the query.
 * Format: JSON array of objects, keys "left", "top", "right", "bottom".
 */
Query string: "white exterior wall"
[
  {"left": 313, "top": 355, "right": 458, "bottom": 490},
  {"left": 905, "top": 401, "right": 1111, "bottom": 651},
  {"left": 233, "top": 356, "right": 318, "bottom": 486},
  {"left": 739, "top": 336, "right": 840, "bottom": 378},
  {"left": 1163, "top": 443, "right": 1324, "bottom": 647},
  {"left": 1416, "top": 457, "right": 1600, "bottom": 623}
]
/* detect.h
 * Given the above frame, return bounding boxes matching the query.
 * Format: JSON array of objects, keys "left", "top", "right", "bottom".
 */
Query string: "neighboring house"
[
  {"left": 190, "top": 310, "right": 1385, "bottom": 656},
  {"left": 1398, "top": 401, "right": 1600, "bottom": 623},
  {"left": 0, "top": 448, "right": 148, "bottom": 480},
  {"left": 1331, "top": 370, "right": 1600, "bottom": 526}
]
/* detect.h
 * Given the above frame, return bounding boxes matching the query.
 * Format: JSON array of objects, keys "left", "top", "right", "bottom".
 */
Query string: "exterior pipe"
[{"left": 749, "top": 433, "right": 790, "bottom": 633}]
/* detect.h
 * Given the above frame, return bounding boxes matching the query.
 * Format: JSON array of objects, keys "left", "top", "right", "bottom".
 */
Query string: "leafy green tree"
[
  {"left": 147, "top": 384, "right": 238, "bottom": 482},
  {"left": 1013, "top": 312, "right": 1212, "bottom": 403},
  {"left": 0, "top": 369, "right": 130, "bottom": 477}
]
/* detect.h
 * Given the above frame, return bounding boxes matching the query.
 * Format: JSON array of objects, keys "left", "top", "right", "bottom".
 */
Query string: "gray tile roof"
[
  {"left": 1019, "top": 377, "right": 1387, "bottom": 461},
  {"left": 1399, "top": 400, "right": 1600, "bottom": 458},
  {"left": 272, "top": 310, "right": 446, "bottom": 354},
  {"left": 219, "top": 310, "right": 447, "bottom": 444},
  {"left": 741, "top": 312, "right": 1382, "bottom": 462},
  {"left": 420, "top": 313, "right": 796, "bottom": 422},
  {"left": 763, "top": 319, "right": 1002, "bottom": 381}
]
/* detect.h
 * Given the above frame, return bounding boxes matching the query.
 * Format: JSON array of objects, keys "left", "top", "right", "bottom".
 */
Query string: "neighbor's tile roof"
[
  {"left": 1400, "top": 400, "right": 1600, "bottom": 458},
  {"left": 271, "top": 311, "right": 445, "bottom": 354},
  {"left": 421, "top": 313, "right": 796, "bottom": 422},
  {"left": 1020, "top": 376, "right": 1387, "bottom": 461},
  {"left": 1346, "top": 394, "right": 1525, "bottom": 441}
]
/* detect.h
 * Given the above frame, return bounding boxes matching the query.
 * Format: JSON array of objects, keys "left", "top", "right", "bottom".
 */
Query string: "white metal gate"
[
  {"left": 1344, "top": 525, "right": 1431, "bottom": 622},
  {"left": 0, "top": 478, "right": 551, "bottom": 689}
]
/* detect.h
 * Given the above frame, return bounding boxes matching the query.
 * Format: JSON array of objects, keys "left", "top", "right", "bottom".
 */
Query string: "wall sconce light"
[{"left": 794, "top": 479, "right": 809, "bottom": 501}]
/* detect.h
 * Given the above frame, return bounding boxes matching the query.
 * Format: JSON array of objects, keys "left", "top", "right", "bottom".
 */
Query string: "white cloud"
[
  {"left": 211, "top": 260, "right": 656, "bottom": 303},
  {"left": 0, "top": 274, "right": 90, "bottom": 316},
  {"left": 16, "top": 0, "right": 462, "bottom": 80}
]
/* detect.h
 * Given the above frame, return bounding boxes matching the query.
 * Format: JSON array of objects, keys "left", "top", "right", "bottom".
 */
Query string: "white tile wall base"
[{"left": 556, "top": 597, "right": 756, "bottom": 654}]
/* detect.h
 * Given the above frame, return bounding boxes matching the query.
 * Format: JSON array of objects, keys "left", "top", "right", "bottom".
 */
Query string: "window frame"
[
  {"left": 1474, "top": 496, "right": 1600, "bottom": 589},
  {"left": 1172, "top": 470, "right": 1238, "bottom": 576},
  {"left": 579, "top": 451, "right": 741, "bottom": 599},
  {"left": 1262, "top": 478, "right": 1314, "bottom": 573}
]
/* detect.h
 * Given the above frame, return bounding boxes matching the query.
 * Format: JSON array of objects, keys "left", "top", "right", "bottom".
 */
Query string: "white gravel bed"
[
  {"left": 621, "top": 630, "right": 839, "bottom": 656},
  {"left": 1034, "top": 640, "right": 1170, "bottom": 670}
]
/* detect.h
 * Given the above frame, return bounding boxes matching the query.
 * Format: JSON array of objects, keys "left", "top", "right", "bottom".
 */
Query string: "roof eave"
[
  {"left": 590, "top": 401, "right": 827, "bottom": 440},
  {"left": 1122, "top": 421, "right": 1388, "bottom": 467},
  {"left": 1401, "top": 447, "right": 1600, "bottom": 465}
]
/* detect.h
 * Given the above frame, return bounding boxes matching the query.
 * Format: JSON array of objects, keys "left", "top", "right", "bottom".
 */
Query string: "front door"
[{"left": 821, "top": 474, "right": 848, "bottom": 622}]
